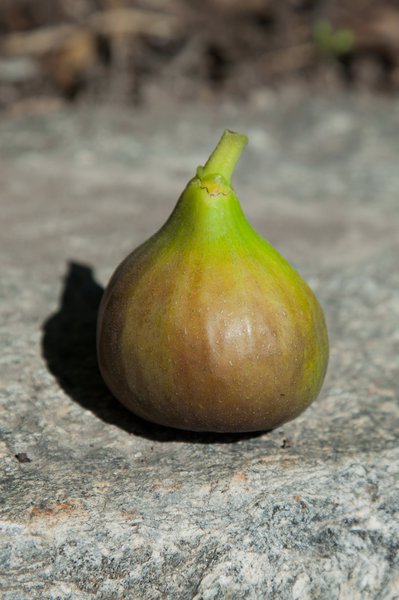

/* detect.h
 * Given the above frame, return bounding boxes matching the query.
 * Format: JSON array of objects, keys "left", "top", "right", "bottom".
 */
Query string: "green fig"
[{"left": 97, "top": 130, "right": 329, "bottom": 432}]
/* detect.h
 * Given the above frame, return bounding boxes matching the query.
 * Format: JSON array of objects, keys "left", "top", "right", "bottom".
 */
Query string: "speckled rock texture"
[{"left": 0, "top": 95, "right": 398, "bottom": 599}]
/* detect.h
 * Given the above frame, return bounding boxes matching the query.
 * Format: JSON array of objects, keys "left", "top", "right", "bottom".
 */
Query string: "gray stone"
[
  {"left": 0, "top": 94, "right": 398, "bottom": 599},
  {"left": 0, "top": 57, "right": 38, "bottom": 83}
]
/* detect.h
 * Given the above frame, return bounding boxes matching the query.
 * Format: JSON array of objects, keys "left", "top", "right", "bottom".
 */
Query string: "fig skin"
[{"left": 97, "top": 131, "right": 329, "bottom": 432}]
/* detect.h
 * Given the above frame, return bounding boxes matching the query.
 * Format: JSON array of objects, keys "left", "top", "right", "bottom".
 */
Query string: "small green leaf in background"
[{"left": 313, "top": 19, "right": 355, "bottom": 58}]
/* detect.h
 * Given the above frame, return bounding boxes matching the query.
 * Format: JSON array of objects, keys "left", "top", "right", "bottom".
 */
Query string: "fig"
[{"left": 97, "top": 130, "right": 329, "bottom": 432}]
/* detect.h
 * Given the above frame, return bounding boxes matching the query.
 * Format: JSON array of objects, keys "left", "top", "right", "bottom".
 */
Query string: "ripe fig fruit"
[{"left": 97, "top": 130, "right": 329, "bottom": 432}]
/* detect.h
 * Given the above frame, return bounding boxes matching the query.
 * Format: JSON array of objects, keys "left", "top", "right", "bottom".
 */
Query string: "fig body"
[{"left": 97, "top": 131, "right": 328, "bottom": 432}]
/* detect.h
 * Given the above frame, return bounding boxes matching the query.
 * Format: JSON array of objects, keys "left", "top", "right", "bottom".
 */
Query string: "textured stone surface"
[{"left": 0, "top": 95, "right": 399, "bottom": 599}]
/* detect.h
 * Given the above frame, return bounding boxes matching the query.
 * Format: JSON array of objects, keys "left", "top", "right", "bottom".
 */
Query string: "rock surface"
[{"left": 0, "top": 95, "right": 398, "bottom": 599}]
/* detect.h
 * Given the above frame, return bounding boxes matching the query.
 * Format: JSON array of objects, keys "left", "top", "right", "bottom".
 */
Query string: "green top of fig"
[
  {"left": 196, "top": 129, "right": 248, "bottom": 189},
  {"left": 158, "top": 129, "right": 261, "bottom": 247}
]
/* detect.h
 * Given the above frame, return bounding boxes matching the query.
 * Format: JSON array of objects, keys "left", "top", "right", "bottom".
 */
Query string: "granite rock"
[{"left": 0, "top": 95, "right": 398, "bottom": 599}]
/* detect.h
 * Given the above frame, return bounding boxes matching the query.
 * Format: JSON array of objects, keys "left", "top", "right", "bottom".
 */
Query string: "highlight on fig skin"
[{"left": 97, "top": 129, "right": 329, "bottom": 433}]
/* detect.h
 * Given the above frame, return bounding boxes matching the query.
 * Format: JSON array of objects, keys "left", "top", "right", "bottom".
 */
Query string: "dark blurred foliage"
[{"left": 1, "top": 0, "right": 399, "bottom": 113}]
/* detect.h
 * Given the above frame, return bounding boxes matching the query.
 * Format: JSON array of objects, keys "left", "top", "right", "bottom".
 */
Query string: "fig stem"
[{"left": 200, "top": 129, "right": 248, "bottom": 183}]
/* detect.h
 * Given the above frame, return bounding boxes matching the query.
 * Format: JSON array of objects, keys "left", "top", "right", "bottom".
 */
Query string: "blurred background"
[{"left": 1, "top": 0, "right": 399, "bottom": 115}]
